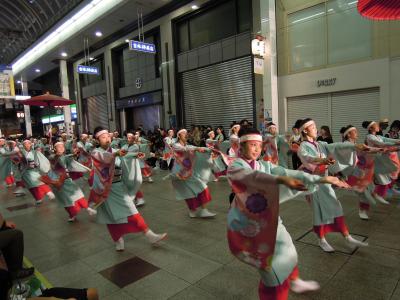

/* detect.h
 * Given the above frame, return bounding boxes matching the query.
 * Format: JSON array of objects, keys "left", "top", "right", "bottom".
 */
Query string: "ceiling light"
[
  {"left": 89, "top": 57, "right": 94, "bottom": 61},
  {"left": 191, "top": 5, "right": 199, "bottom": 9},
  {"left": 125, "top": 39, "right": 130, "bottom": 43},
  {"left": 12, "top": 0, "right": 125, "bottom": 75},
  {"left": 16, "top": 80, "right": 21, "bottom": 84},
  {"left": 95, "top": 31, "right": 103, "bottom": 37},
  {"left": 61, "top": 52, "right": 68, "bottom": 57},
  {"left": 35, "top": 69, "right": 40, "bottom": 73}
]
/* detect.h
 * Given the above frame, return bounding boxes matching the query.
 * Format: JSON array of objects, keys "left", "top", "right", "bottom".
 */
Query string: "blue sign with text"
[
  {"left": 77, "top": 65, "right": 99, "bottom": 75},
  {"left": 129, "top": 40, "right": 156, "bottom": 54}
]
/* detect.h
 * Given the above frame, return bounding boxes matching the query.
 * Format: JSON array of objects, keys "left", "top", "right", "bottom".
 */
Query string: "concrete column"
[
  {"left": 21, "top": 81, "right": 32, "bottom": 137},
  {"left": 72, "top": 62, "right": 84, "bottom": 133},
  {"left": 160, "top": 19, "right": 177, "bottom": 129},
  {"left": 104, "top": 49, "right": 116, "bottom": 131},
  {"left": 253, "top": 0, "right": 279, "bottom": 131},
  {"left": 120, "top": 108, "right": 126, "bottom": 133},
  {"left": 60, "top": 60, "right": 72, "bottom": 135}
]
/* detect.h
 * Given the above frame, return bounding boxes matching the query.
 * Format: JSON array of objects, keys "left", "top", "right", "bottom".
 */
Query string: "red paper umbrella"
[
  {"left": 358, "top": 0, "right": 400, "bottom": 20},
  {"left": 19, "top": 92, "right": 74, "bottom": 107},
  {"left": 18, "top": 92, "right": 75, "bottom": 131}
]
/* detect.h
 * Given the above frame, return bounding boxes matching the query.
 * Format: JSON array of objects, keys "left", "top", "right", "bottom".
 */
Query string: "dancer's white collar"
[
  {"left": 95, "top": 129, "right": 109, "bottom": 138},
  {"left": 240, "top": 134, "right": 263, "bottom": 143},
  {"left": 300, "top": 120, "right": 315, "bottom": 132},
  {"left": 343, "top": 127, "right": 356, "bottom": 138}
]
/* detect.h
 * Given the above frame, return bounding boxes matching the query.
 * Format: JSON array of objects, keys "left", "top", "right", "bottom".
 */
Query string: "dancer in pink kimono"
[{"left": 227, "top": 127, "right": 347, "bottom": 300}]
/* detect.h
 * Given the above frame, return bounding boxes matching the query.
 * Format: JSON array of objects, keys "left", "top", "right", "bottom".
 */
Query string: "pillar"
[
  {"left": 21, "top": 81, "right": 32, "bottom": 137},
  {"left": 253, "top": 0, "right": 279, "bottom": 131},
  {"left": 60, "top": 60, "right": 72, "bottom": 135}
]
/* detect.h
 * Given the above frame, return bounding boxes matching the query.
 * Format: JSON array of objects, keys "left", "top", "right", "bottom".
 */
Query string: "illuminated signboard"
[
  {"left": 77, "top": 65, "right": 99, "bottom": 75},
  {"left": 129, "top": 40, "right": 156, "bottom": 54},
  {"left": 42, "top": 104, "right": 77, "bottom": 124}
]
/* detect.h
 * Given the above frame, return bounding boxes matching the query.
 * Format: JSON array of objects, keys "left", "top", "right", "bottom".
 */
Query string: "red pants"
[
  {"left": 313, "top": 216, "right": 349, "bottom": 238},
  {"left": 259, "top": 266, "right": 299, "bottom": 300},
  {"left": 16, "top": 181, "right": 25, "bottom": 188},
  {"left": 64, "top": 198, "right": 88, "bottom": 218},
  {"left": 185, "top": 188, "right": 212, "bottom": 211},
  {"left": 29, "top": 184, "right": 51, "bottom": 201},
  {"left": 359, "top": 202, "right": 370, "bottom": 211},
  {"left": 5, "top": 175, "right": 15, "bottom": 185},
  {"left": 214, "top": 170, "right": 227, "bottom": 178},
  {"left": 374, "top": 184, "right": 390, "bottom": 198},
  {"left": 69, "top": 172, "right": 83, "bottom": 181},
  {"left": 107, "top": 214, "right": 148, "bottom": 241},
  {"left": 136, "top": 190, "right": 144, "bottom": 199},
  {"left": 141, "top": 166, "right": 152, "bottom": 178}
]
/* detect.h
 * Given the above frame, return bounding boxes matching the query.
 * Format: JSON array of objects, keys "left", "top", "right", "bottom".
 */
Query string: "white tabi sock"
[
  {"left": 373, "top": 194, "right": 389, "bottom": 205},
  {"left": 358, "top": 209, "right": 369, "bottom": 220},
  {"left": 318, "top": 238, "right": 335, "bottom": 252},
  {"left": 135, "top": 198, "right": 145, "bottom": 207},
  {"left": 291, "top": 278, "right": 320, "bottom": 294},
  {"left": 145, "top": 230, "right": 167, "bottom": 244},
  {"left": 346, "top": 235, "right": 368, "bottom": 247},
  {"left": 13, "top": 186, "right": 26, "bottom": 196},
  {"left": 147, "top": 177, "right": 154, "bottom": 183},
  {"left": 115, "top": 237, "right": 124, "bottom": 251},
  {"left": 68, "top": 216, "right": 76, "bottom": 222},
  {"left": 197, "top": 208, "right": 217, "bottom": 218},
  {"left": 46, "top": 191, "right": 55, "bottom": 200},
  {"left": 86, "top": 207, "right": 97, "bottom": 216},
  {"left": 189, "top": 210, "right": 198, "bottom": 218}
]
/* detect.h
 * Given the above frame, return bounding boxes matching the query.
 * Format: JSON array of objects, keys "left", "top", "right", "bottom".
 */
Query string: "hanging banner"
[
  {"left": 129, "top": 40, "right": 156, "bottom": 54},
  {"left": 77, "top": 65, "right": 99, "bottom": 75},
  {"left": 0, "top": 65, "right": 15, "bottom": 99}
]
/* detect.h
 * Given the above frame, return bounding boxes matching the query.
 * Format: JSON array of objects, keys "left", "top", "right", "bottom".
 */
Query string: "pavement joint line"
[{"left": 23, "top": 256, "right": 53, "bottom": 289}]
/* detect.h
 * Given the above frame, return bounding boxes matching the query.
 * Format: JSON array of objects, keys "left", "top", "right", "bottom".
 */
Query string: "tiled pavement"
[{"left": 1, "top": 170, "right": 400, "bottom": 300}]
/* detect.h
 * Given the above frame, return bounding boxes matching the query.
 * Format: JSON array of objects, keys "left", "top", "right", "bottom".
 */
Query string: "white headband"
[
  {"left": 300, "top": 120, "right": 315, "bottom": 132},
  {"left": 240, "top": 134, "right": 263, "bottom": 143},
  {"left": 231, "top": 125, "right": 240, "bottom": 130},
  {"left": 168, "top": 129, "right": 174, "bottom": 134},
  {"left": 178, "top": 129, "right": 187, "bottom": 136},
  {"left": 23, "top": 140, "right": 31, "bottom": 144},
  {"left": 343, "top": 127, "right": 356, "bottom": 138},
  {"left": 367, "top": 121, "right": 377, "bottom": 130},
  {"left": 208, "top": 131, "right": 215, "bottom": 136},
  {"left": 127, "top": 133, "right": 134, "bottom": 137},
  {"left": 95, "top": 129, "right": 109, "bottom": 139},
  {"left": 267, "top": 124, "right": 277, "bottom": 130},
  {"left": 54, "top": 142, "right": 64, "bottom": 148},
  {"left": 80, "top": 134, "right": 88, "bottom": 138}
]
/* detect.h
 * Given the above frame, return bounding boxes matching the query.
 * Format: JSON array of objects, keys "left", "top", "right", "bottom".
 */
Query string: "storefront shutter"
[
  {"left": 287, "top": 93, "right": 330, "bottom": 133},
  {"left": 181, "top": 56, "right": 254, "bottom": 130},
  {"left": 86, "top": 94, "right": 109, "bottom": 133},
  {"left": 331, "top": 87, "right": 380, "bottom": 142}
]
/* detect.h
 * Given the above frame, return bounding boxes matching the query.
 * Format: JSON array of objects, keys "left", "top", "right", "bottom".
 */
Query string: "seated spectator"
[{"left": 0, "top": 212, "right": 34, "bottom": 280}]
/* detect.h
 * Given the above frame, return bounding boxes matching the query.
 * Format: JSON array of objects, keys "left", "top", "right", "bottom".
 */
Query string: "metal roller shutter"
[
  {"left": 287, "top": 93, "right": 330, "bottom": 132},
  {"left": 182, "top": 56, "right": 254, "bottom": 130},
  {"left": 86, "top": 94, "right": 109, "bottom": 133},
  {"left": 331, "top": 88, "right": 380, "bottom": 142}
]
